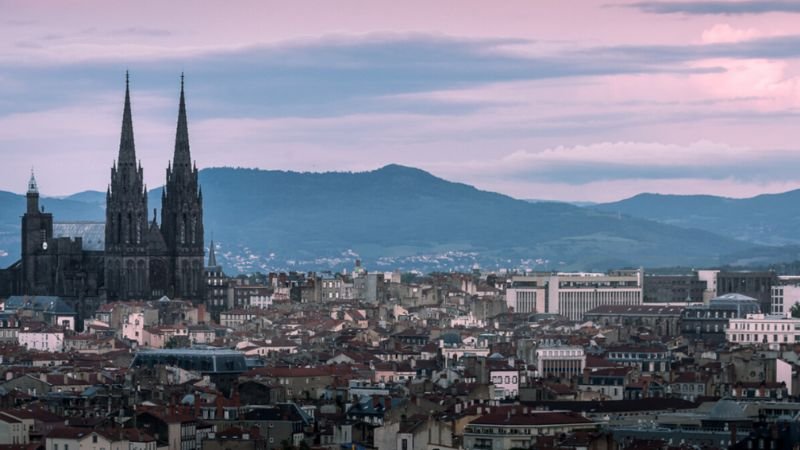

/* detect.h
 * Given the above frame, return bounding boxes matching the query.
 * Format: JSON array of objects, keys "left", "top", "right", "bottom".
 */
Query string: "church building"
[{"left": 1, "top": 74, "right": 206, "bottom": 308}]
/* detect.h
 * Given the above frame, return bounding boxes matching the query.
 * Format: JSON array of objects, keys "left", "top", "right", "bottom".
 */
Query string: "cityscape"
[{"left": 4, "top": 1, "right": 800, "bottom": 450}]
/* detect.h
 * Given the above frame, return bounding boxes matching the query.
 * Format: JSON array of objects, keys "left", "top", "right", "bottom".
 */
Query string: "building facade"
[
  {"left": 534, "top": 345, "right": 586, "bottom": 380},
  {"left": 771, "top": 281, "right": 800, "bottom": 314},
  {"left": 681, "top": 293, "right": 761, "bottom": 342},
  {"left": 727, "top": 313, "right": 800, "bottom": 346},
  {"left": 507, "top": 269, "right": 643, "bottom": 321}
]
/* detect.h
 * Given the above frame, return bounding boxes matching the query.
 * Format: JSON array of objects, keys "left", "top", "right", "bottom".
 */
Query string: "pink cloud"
[{"left": 701, "top": 23, "right": 761, "bottom": 43}]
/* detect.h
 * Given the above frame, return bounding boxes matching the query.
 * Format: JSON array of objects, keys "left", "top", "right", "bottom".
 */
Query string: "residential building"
[
  {"left": 18, "top": 323, "right": 65, "bottom": 352},
  {"left": 681, "top": 293, "right": 761, "bottom": 342},
  {"left": 727, "top": 313, "right": 800, "bottom": 346},
  {"left": 463, "top": 411, "right": 597, "bottom": 450}
]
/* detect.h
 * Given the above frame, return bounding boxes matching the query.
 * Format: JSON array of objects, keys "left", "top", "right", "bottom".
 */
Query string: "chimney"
[
  {"left": 198, "top": 304, "right": 206, "bottom": 324},
  {"left": 477, "top": 407, "right": 482, "bottom": 415},
  {"left": 215, "top": 393, "right": 224, "bottom": 419}
]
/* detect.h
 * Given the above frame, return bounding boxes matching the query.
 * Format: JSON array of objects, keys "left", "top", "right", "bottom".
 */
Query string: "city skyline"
[{"left": 2, "top": 0, "right": 800, "bottom": 202}]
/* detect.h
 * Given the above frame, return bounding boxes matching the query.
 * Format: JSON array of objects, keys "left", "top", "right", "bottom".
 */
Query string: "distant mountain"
[
  {"left": 0, "top": 166, "right": 785, "bottom": 273},
  {"left": 593, "top": 191, "right": 800, "bottom": 246},
  {"left": 526, "top": 199, "right": 598, "bottom": 207},
  {"left": 172, "top": 166, "right": 768, "bottom": 272},
  {"left": 62, "top": 190, "right": 106, "bottom": 205}
]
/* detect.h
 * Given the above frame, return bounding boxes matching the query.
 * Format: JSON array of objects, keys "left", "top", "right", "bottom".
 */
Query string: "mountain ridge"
[
  {"left": 593, "top": 190, "right": 800, "bottom": 246},
  {"left": 0, "top": 165, "right": 789, "bottom": 273}
]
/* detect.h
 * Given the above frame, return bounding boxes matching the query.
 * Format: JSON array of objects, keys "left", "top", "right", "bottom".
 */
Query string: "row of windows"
[
  {"left": 729, "top": 333, "right": 800, "bottom": 343},
  {"left": 538, "top": 349, "right": 583, "bottom": 357},
  {"left": 684, "top": 310, "right": 735, "bottom": 319},
  {"left": 608, "top": 352, "right": 666, "bottom": 359},
  {"left": 730, "top": 321, "right": 800, "bottom": 331},
  {"left": 491, "top": 375, "right": 518, "bottom": 384}
]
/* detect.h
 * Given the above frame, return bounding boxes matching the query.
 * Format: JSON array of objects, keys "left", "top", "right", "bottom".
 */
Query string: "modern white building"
[
  {"left": 507, "top": 269, "right": 643, "bottom": 321},
  {"left": 726, "top": 313, "right": 800, "bottom": 346},
  {"left": 505, "top": 287, "right": 544, "bottom": 314},
  {"left": 771, "top": 282, "right": 800, "bottom": 314}
]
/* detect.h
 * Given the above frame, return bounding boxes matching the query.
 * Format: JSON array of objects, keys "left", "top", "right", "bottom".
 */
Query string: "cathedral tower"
[
  {"left": 161, "top": 75, "right": 205, "bottom": 300},
  {"left": 21, "top": 169, "right": 54, "bottom": 295},
  {"left": 105, "top": 73, "right": 151, "bottom": 300}
]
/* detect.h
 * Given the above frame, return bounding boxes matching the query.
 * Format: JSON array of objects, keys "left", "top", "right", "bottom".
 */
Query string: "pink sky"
[{"left": 1, "top": 0, "right": 800, "bottom": 202}]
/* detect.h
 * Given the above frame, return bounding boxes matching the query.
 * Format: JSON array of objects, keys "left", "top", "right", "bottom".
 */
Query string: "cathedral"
[{"left": 1, "top": 74, "right": 205, "bottom": 307}]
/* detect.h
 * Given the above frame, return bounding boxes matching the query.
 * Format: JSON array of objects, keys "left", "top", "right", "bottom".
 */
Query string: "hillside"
[
  {"left": 593, "top": 191, "right": 800, "bottom": 246},
  {"left": 0, "top": 165, "right": 777, "bottom": 273}
]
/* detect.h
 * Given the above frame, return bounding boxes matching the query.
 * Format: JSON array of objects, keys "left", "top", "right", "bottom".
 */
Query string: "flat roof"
[{"left": 135, "top": 348, "right": 242, "bottom": 356}]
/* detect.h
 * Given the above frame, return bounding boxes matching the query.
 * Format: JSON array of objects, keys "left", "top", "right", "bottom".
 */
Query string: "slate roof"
[
  {"left": 53, "top": 222, "right": 105, "bottom": 251},
  {"left": 5, "top": 296, "right": 76, "bottom": 316}
]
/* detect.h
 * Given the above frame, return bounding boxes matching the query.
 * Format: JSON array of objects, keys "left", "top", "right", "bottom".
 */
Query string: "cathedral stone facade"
[{"left": 1, "top": 74, "right": 205, "bottom": 307}]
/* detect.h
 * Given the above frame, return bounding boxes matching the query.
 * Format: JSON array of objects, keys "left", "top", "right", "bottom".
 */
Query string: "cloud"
[
  {"left": 109, "top": 27, "right": 172, "bottom": 37},
  {"left": 629, "top": 1, "right": 800, "bottom": 15},
  {"left": 3, "top": 27, "right": 800, "bottom": 200},
  {"left": 464, "top": 176, "right": 800, "bottom": 203},
  {"left": 427, "top": 141, "right": 800, "bottom": 185},
  {"left": 701, "top": 24, "right": 761, "bottom": 44}
]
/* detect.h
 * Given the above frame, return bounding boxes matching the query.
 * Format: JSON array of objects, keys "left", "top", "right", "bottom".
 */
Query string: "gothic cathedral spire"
[
  {"left": 105, "top": 72, "right": 151, "bottom": 301},
  {"left": 118, "top": 71, "right": 137, "bottom": 169},
  {"left": 173, "top": 73, "right": 192, "bottom": 175},
  {"left": 161, "top": 73, "right": 205, "bottom": 301}
]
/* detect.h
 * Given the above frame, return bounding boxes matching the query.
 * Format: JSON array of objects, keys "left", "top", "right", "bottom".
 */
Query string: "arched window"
[{"left": 180, "top": 214, "right": 186, "bottom": 244}]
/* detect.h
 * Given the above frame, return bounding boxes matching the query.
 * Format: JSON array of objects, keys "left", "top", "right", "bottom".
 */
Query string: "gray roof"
[
  {"left": 708, "top": 293, "right": 761, "bottom": 315},
  {"left": 5, "top": 296, "right": 76, "bottom": 315},
  {"left": 708, "top": 399, "right": 747, "bottom": 420},
  {"left": 711, "top": 293, "right": 758, "bottom": 302},
  {"left": 135, "top": 348, "right": 242, "bottom": 356},
  {"left": 53, "top": 222, "right": 105, "bottom": 251}
]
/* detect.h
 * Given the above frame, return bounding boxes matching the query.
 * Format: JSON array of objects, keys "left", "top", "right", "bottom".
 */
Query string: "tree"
[{"left": 791, "top": 302, "right": 800, "bottom": 318}]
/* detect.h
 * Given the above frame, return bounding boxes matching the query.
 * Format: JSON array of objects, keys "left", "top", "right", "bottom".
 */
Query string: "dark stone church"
[{"left": 1, "top": 75, "right": 205, "bottom": 312}]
